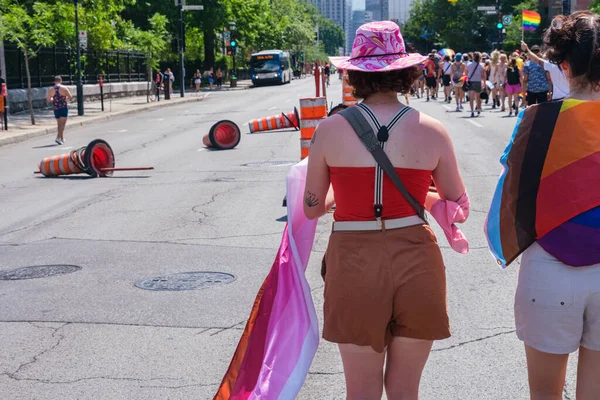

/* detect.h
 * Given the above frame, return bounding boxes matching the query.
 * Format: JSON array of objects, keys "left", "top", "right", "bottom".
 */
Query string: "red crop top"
[{"left": 329, "top": 166, "right": 432, "bottom": 221}]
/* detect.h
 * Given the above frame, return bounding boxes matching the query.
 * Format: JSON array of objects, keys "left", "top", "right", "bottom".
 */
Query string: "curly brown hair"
[
  {"left": 347, "top": 67, "right": 421, "bottom": 99},
  {"left": 544, "top": 10, "right": 600, "bottom": 91}
]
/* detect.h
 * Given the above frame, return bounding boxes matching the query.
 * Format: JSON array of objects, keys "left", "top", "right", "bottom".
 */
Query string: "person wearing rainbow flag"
[{"left": 485, "top": 11, "right": 600, "bottom": 399}]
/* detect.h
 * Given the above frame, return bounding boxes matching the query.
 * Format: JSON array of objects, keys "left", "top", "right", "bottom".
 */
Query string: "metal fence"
[{"left": 5, "top": 43, "right": 148, "bottom": 89}]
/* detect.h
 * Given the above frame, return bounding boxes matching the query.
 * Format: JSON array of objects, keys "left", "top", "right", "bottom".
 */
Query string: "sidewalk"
[{"left": 0, "top": 80, "right": 252, "bottom": 147}]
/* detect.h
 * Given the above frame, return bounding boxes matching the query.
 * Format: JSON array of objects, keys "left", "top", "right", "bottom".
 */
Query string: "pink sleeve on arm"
[{"left": 430, "top": 192, "right": 470, "bottom": 254}]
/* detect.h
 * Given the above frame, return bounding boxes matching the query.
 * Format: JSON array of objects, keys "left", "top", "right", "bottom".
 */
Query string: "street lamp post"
[
  {"left": 73, "top": 0, "right": 84, "bottom": 116},
  {"left": 178, "top": 0, "right": 185, "bottom": 97},
  {"left": 229, "top": 21, "right": 236, "bottom": 88}
]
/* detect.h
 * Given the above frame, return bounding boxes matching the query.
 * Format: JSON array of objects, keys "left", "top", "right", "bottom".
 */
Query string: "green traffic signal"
[
  {"left": 231, "top": 40, "right": 237, "bottom": 47},
  {"left": 496, "top": 22, "right": 503, "bottom": 29}
]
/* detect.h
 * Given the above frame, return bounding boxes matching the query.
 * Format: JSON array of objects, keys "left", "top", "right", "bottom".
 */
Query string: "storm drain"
[
  {"left": 243, "top": 161, "right": 296, "bottom": 168},
  {"left": 135, "top": 271, "right": 236, "bottom": 291},
  {"left": 0, "top": 265, "right": 82, "bottom": 280}
]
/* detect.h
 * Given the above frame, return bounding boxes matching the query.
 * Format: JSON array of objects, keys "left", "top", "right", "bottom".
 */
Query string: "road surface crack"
[
  {"left": 2, "top": 323, "right": 69, "bottom": 380},
  {"left": 209, "top": 320, "right": 247, "bottom": 337},
  {"left": 0, "top": 189, "right": 121, "bottom": 239},
  {"left": 140, "top": 382, "right": 220, "bottom": 389},
  {"left": 308, "top": 371, "right": 344, "bottom": 375},
  {"left": 431, "top": 330, "right": 515, "bottom": 352}
]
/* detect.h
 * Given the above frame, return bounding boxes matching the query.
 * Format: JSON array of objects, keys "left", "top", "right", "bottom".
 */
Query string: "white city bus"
[{"left": 249, "top": 50, "right": 292, "bottom": 85}]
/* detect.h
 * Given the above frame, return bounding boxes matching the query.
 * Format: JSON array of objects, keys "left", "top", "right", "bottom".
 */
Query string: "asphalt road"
[{"left": 0, "top": 78, "right": 577, "bottom": 400}]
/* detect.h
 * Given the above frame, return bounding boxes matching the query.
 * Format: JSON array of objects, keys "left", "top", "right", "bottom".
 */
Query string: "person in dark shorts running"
[{"left": 46, "top": 76, "right": 73, "bottom": 145}]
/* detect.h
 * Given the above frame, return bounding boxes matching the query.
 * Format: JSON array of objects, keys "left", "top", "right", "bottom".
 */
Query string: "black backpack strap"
[{"left": 338, "top": 106, "right": 427, "bottom": 223}]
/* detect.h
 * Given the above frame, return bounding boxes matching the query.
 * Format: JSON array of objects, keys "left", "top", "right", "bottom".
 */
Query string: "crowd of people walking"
[{"left": 411, "top": 41, "right": 569, "bottom": 118}]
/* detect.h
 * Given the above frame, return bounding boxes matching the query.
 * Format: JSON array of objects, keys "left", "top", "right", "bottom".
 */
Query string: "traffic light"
[
  {"left": 496, "top": 22, "right": 503, "bottom": 29},
  {"left": 226, "top": 46, "right": 233, "bottom": 56},
  {"left": 497, "top": 13, "right": 503, "bottom": 30},
  {"left": 230, "top": 31, "right": 237, "bottom": 48}
]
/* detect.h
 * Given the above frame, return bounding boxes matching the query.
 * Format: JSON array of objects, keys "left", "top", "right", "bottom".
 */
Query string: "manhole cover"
[
  {"left": 0, "top": 265, "right": 82, "bottom": 280},
  {"left": 243, "top": 161, "right": 296, "bottom": 167},
  {"left": 135, "top": 271, "right": 236, "bottom": 291}
]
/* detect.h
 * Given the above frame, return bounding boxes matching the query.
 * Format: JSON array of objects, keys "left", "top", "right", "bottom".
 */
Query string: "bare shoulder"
[
  {"left": 408, "top": 111, "right": 453, "bottom": 149},
  {"left": 311, "top": 113, "right": 349, "bottom": 143}
]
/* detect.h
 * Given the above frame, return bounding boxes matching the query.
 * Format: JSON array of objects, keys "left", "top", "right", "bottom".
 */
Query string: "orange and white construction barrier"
[
  {"left": 248, "top": 108, "right": 299, "bottom": 134},
  {"left": 36, "top": 139, "right": 153, "bottom": 178},
  {"left": 299, "top": 97, "right": 327, "bottom": 159},
  {"left": 203, "top": 120, "right": 241, "bottom": 150},
  {"left": 342, "top": 75, "right": 358, "bottom": 107}
]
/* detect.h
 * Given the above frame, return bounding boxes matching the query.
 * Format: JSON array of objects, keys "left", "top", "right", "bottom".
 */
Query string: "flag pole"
[{"left": 521, "top": 9, "right": 524, "bottom": 43}]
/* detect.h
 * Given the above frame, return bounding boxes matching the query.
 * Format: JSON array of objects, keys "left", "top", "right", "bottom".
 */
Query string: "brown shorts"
[{"left": 321, "top": 224, "right": 450, "bottom": 353}]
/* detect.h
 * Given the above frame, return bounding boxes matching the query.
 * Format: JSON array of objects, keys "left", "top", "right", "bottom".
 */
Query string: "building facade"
[{"left": 388, "top": 0, "right": 417, "bottom": 25}]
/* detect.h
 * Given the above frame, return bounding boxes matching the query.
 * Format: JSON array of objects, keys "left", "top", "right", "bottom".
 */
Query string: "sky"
[{"left": 353, "top": 0, "right": 365, "bottom": 10}]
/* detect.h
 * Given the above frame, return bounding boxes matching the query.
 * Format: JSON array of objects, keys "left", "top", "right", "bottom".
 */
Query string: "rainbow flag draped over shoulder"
[
  {"left": 214, "top": 159, "right": 319, "bottom": 399},
  {"left": 523, "top": 10, "right": 541, "bottom": 31},
  {"left": 485, "top": 100, "right": 600, "bottom": 268}
]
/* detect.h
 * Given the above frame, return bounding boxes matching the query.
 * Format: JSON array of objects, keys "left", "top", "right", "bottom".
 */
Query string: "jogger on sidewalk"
[{"left": 46, "top": 76, "right": 72, "bottom": 145}]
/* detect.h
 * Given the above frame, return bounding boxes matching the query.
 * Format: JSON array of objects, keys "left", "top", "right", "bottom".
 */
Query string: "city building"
[
  {"left": 314, "top": 0, "right": 353, "bottom": 55},
  {"left": 388, "top": 0, "right": 417, "bottom": 25},
  {"left": 365, "top": 0, "right": 389, "bottom": 21},
  {"left": 350, "top": 10, "right": 366, "bottom": 48}
]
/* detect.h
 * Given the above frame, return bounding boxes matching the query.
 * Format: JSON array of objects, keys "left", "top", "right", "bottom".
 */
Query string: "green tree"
[
  {"left": 318, "top": 17, "right": 345, "bottom": 55},
  {"left": 0, "top": 0, "right": 57, "bottom": 124}
]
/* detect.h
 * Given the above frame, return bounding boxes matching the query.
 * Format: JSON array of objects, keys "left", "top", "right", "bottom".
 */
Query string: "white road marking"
[
  {"left": 268, "top": 106, "right": 277, "bottom": 111},
  {"left": 204, "top": 93, "right": 212, "bottom": 98},
  {"left": 284, "top": 99, "right": 291, "bottom": 103},
  {"left": 468, "top": 120, "right": 484, "bottom": 128},
  {"left": 155, "top": 118, "right": 165, "bottom": 121},
  {"left": 50, "top": 146, "right": 73, "bottom": 150},
  {"left": 197, "top": 148, "right": 207, "bottom": 152},
  {"left": 242, "top": 122, "right": 248, "bottom": 126},
  {"left": 107, "top": 129, "right": 127, "bottom": 133},
  {"left": 442, "top": 105, "right": 453, "bottom": 111}
]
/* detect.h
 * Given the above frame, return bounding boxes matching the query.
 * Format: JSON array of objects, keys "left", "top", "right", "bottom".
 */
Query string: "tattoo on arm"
[
  {"left": 304, "top": 191, "right": 320, "bottom": 207},
  {"left": 310, "top": 132, "right": 317, "bottom": 145}
]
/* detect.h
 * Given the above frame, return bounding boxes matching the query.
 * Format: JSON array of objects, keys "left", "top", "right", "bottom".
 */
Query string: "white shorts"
[{"left": 515, "top": 242, "right": 600, "bottom": 354}]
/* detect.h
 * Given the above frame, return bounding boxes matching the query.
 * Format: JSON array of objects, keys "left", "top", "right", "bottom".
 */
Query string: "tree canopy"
[{"left": 403, "top": 0, "right": 555, "bottom": 53}]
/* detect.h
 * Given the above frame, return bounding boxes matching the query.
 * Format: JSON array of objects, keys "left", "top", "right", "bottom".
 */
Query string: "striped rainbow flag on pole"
[
  {"left": 214, "top": 159, "right": 319, "bottom": 399},
  {"left": 522, "top": 9, "right": 541, "bottom": 31}
]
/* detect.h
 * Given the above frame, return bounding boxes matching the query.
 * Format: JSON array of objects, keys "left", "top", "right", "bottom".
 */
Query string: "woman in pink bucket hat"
[{"left": 304, "top": 21, "right": 469, "bottom": 399}]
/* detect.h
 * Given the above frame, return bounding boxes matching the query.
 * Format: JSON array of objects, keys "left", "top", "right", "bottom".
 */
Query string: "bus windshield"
[{"left": 250, "top": 55, "right": 281, "bottom": 73}]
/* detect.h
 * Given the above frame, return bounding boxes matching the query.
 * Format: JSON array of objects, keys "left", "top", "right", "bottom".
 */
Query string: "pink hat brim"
[{"left": 329, "top": 53, "right": 428, "bottom": 72}]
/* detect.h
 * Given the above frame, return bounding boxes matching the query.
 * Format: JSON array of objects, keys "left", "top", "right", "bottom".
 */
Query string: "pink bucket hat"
[{"left": 330, "top": 21, "right": 427, "bottom": 72}]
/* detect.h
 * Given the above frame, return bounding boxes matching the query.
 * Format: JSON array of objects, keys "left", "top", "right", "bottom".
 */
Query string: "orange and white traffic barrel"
[
  {"left": 342, "top": 75, "right": 358, "bottom": 107},
  {"left": 299, "top": 97, "right": 327, "bottom": 159},
  {"left": 38, "top": 151, "right": 85, "bottom": 177},
  {"left": 248, "top": 108, "right": 299, "bottom": 133},
  {"left": 203, "top": 120, "right": 241, "bottom": 150},
  {"left": 36, "top": 139, "right": 153, "bottom": 178}
]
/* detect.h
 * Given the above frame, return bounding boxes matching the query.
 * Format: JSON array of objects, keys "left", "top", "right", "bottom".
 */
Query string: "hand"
[
  {"left": 521, "top": 41, "right": 528, "bottom": 52},
  {"left": 547, "top": 92, "right": 553, "bottom": 101}
]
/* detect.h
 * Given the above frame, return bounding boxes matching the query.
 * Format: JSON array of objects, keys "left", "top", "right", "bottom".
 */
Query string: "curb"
[{"left": 0, "top": 94, "right": 209, "bottom": 147}]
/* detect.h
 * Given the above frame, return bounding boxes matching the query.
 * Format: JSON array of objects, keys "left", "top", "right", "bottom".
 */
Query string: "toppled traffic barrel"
[
  {"left": 248, "top": 108, "right": 299, "bottom": 133},
  {"left": 203, "top": 120, "right": 241, "bottom": 150},
  {"left": 36, "top": 139, "right": 153, "bottom": 177}
]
